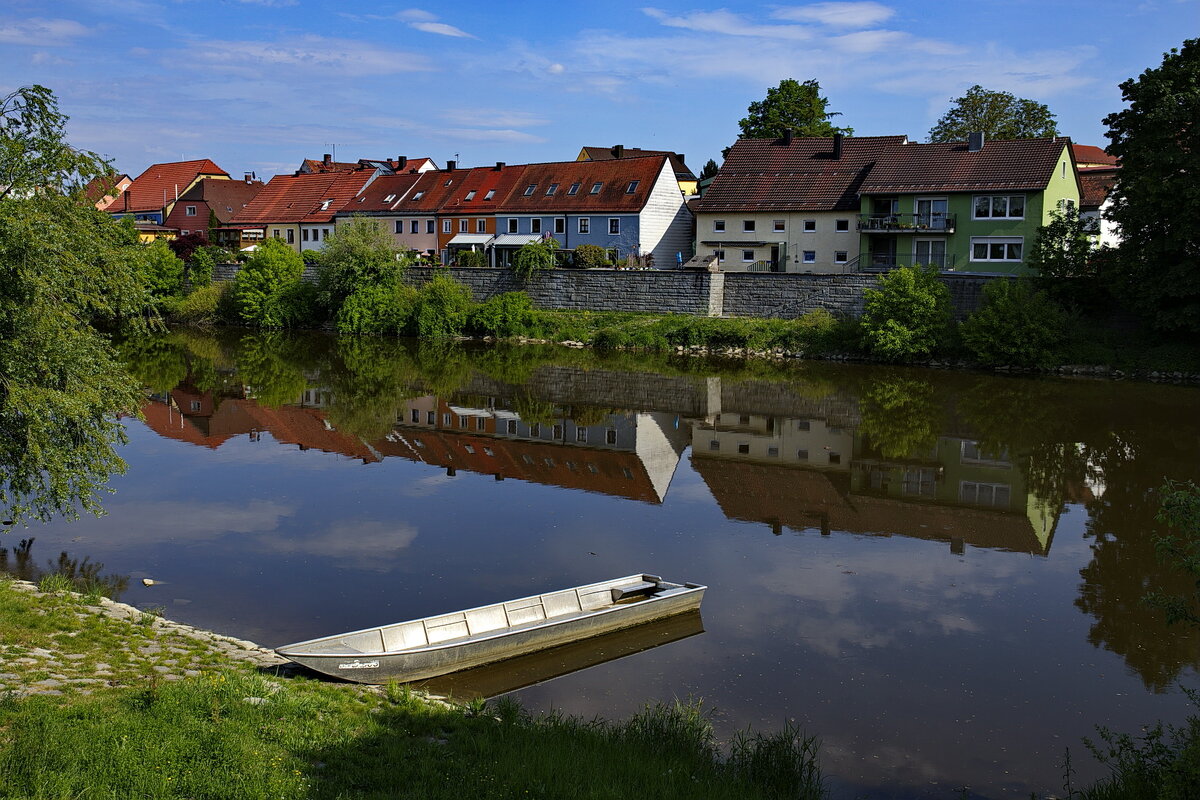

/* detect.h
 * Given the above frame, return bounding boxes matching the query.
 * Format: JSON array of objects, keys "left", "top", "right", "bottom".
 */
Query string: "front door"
[
  {"left": 914, "top": 238, "right": 946, "bottom": 269},
  {"left": 916, "top": 198, "right": 948, "bottom": 230}
]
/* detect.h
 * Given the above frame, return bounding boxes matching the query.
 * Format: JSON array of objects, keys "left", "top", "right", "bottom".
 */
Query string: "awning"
[
  {"left": 447, "top": 233, "right": 494, "bottom": 247},
  {"left": 491, "top": 233, "right": 542, "bottom": 247}
]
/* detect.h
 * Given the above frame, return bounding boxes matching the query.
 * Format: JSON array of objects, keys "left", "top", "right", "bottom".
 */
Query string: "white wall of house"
[
  {"left": 335, "top": 214, "right": 439, "bottom": 255},
  {"left": 639, "top": 159, "right": 694, "bottom": 267},
  {"left": 299, "top": 224, "right": 335, "bottom": 251},
  {"left": 694, "top": 211, "right": 859, "bottom": 272}
]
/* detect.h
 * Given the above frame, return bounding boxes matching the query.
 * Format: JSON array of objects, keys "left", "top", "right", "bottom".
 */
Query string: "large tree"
[
  {"left": 738, "top": 79, "right": 852, "bottom": 139},
  {"left": 1103, "top": 38, "right": 1200, "bottom": 333},
  {"left": 927, "top": 85, "right": 1058, "bottom": 142}
]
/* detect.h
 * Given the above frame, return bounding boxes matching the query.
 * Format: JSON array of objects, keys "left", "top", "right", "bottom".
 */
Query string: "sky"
[{"left": 1, "top": 1, "right": 1194, "bottom": 180}]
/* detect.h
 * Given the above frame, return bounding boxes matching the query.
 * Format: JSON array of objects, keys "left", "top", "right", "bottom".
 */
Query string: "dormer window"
[
  {"left": 524, "top": 184, "right": 537, "bottom": 196},
  {"left": 625, "top": 181, "right": 639, "bottom": 193},
  {"left": 567, "top": 182, "right": 580, "bottom": 195},
  {"left": 546, "top": 183, "right": 559, "bottom": 195},
  {"left": 465, "top": 190, "right": 476, "bottom": 200},
  {"left": 484, "top": 189, "right": 495, "bottom": 200},
  {"left": 590, "top": 182, "right": 603, "bottom": 194}
]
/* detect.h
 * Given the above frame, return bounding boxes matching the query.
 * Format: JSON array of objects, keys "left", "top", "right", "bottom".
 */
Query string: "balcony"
[
  {"left": 857, "top": 253, "right": 959, "bottom": 272},
  {"left": 857, "top": 213, "right": 956, "bottom": 234}
]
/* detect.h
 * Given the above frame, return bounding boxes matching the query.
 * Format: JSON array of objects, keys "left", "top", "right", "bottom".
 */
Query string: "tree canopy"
[
  {"left": 738, "top": 79, "right": 853, "bottom": 139},
  {"left": 699, "top": 159, "right": 719, "bottom": 180},
  {"left": 927, "top": 85, "right": 1058, "bottom": 142},
  {"left": 0, "top": 85, "right": 110, "bottom": 201},
  {"left": 1103, "top": 38, "right": 1200, "bottom": 332}
]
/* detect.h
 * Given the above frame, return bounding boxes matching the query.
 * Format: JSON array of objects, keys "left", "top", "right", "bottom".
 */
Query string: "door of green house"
[
  {"left": 916, "top": 198, "right": 948, "bottom": 231},
  {"left": 914, "top": 238, "right": 946, "bottom": 269}
]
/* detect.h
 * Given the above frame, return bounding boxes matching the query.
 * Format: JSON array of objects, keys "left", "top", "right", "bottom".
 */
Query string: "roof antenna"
[{"left": 324, "top": 143, "right": 338, "bottom": 163}]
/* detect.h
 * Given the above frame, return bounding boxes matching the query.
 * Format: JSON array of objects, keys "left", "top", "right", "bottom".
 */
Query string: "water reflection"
[
  {"left": 101, "top": 329, "right": 1200, "bottom": 797},
  {"left": 0, "top": 537, "right": 128, "bottom": 599}
]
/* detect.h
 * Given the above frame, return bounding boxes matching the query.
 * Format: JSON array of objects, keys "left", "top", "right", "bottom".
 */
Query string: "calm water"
[{"left": 6, "top": 330, "right": 1199, "bottom": 798}]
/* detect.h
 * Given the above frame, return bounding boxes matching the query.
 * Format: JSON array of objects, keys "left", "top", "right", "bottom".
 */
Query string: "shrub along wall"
[{"left": 212, "top": 264, "right": 992, "bottom": 320}]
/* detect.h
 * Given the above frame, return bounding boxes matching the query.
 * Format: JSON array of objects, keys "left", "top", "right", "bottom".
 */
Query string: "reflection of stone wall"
[{"left": 457, "top": 369, "right": 716, "bottom": 417}]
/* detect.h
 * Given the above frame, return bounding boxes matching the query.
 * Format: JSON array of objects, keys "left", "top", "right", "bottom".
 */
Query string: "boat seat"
[{"left": 611, "top": 580, "right": 658, "bottom": 602}]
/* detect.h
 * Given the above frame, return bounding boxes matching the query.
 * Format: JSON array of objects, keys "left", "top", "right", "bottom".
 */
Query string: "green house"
[{"left": 855, "top": 134, "right": 1081, "bottom": 275}]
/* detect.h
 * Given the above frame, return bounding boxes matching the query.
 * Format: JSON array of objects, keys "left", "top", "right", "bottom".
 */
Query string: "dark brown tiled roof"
[
  {"left": 114, "top": 159, "right": 229, "bottom": 213},
  {"left": 1079, "top": 168, "right": 1118, "bottom": 210},
  {"left": 228, "top": 169, "right": 376, "bottom": 226},
  {"left": 859, "top": 137, "right": 1072, "bottom": 194},
  {"left": 580, "top": 146, "right": 697, "bottom": 181},
  {"left": 389, "top": 169, "right": 472, "bottom": 214},
  {"left": 696, "top": 136, "right": 907, "bottom": 212},
  {"left": 178, "top": 178, "right": 266, "bottom": 224},
  {"left": 497, "top": 155, "right": 668, "bottom": 213}
]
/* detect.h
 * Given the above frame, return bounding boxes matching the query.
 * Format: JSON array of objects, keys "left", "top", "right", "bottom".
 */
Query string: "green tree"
[
  {"left": 859, "top": 264, "right": 952, "bottom": 361},
  {"left": 1027, "top": 205, "right": 1106, "bottom": 309},
  {"left": 315, "top": 216, "right": 407, "bottom": 309},
  {"left": 927, "top": 85, "right": 1058, "bottom": 142},
  {"left": 738, "top": 79, "right": 852, "bottom": 139},
  {"left": 139, "top": 240, "right": 185, "bottom": 308},
  {"left": 512, "top": 236, "right": 559, "bottom": 283},
  {"left": 959, "top": 279, "right": 1067, "bottom": 367},
  {"left": 1103, "top": 38, "right": 1200, "bottom": 333},
  {"left": 0, "top": 85, "right": 109, "bottom": 200},
  {"left": 699, "top": 159, "right": 719, "bottom": 180},
  {"left": 231, "top": 238, "right": 305, "bottom": 327}
]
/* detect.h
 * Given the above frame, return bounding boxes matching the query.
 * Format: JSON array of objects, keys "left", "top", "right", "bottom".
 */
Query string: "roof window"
[
  {"left": 444, "top": 179, "right": 453, "bottom": 186},
  {"left": 465, "top": 190, "right": 476, "bottom": 200},
  {"left": 524, "top": 184, "right": 537, "bottom": 196},
  {"left": 567, "top": 182, "right": 580, "bottom": 195},
  {"left": 484, "top": 189, "right": 495, "bottom": 200},
  {"left": 546, "top": 183, "right": 559, "bottom": 195},
  {"left": 412, "top": 191, "right": 425, "bottom": 200},
  {"left": 383, "top": 194, "right": 396, "bottom": 202},
  {"left": 625, "top": 180, "right": 639, "bottom": 194},
  {"left": 590, "top": 182, "right": 603, "bottom": 194},
  {"left": 320, "top": 200, "right": 332, "bottom": 210}
]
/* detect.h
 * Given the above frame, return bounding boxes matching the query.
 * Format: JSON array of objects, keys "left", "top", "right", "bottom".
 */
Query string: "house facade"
[
  {"left": 108, "top": 159, "right": 230, "bottom": 225},
  {"left": 228, "top": 168, "right": 380, "bottom": 252},
  {"left": 163, "top": 175, "right": 265, "bottom": 244}
]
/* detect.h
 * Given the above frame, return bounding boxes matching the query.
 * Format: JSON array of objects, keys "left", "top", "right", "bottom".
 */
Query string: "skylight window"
[
  {"left": 625, "top": 181, "right": 639, "bottom": 193},
  {"left": 465, "top": 190, "right": 476, "bottom": 200},
  {"left": 590, "top": 182, "right": 603, "bottom": 194},
  {"left": 412, "top": 191, "right": 425, "bottom": 200},
  {"left": 524, "top": 184, "right": 537, "bottom": 196},
  {"left": 567, "top": 183, "right": 580, "bottom": 195},
  {"left": 546, "top": 183, "right": 559, "bottom": 195},
  {"left": 320, "top": 200, "right": 332, "bottom": 210},
  {"left": 444, "top": 179, "right": 453, "bottom": 186},
  {"left": 484, "top": 189, "right": 495, "bottom": 200},
  {"left": 383, "top": 194, "right": 396, "bottom": 202}
]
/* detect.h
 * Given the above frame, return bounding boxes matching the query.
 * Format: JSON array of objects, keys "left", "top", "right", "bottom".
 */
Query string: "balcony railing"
[
  {"left": 857, "top": 253, "right": 958, "bottom": 272},
  {"left": 857, "top": 213, "right": 956, "bottom": 234}
]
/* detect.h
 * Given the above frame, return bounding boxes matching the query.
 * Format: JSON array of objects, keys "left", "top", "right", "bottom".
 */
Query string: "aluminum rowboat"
[{"left": 275, "top": 574, "right": 705, "bottom": 684}]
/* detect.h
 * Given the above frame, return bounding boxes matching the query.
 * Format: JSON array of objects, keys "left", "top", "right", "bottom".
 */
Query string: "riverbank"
[{"left": 0, "top": 576, "right": 826, "bottom": 799}]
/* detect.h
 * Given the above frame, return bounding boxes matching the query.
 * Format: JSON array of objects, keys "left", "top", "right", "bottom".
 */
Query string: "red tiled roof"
[
  {"left": 388, "top": 168, "right": 472, "bottom": 214},
  {"left": 229, "top": 169, "right": 377, "bottom": 226},
  {"left": 497, "top": 155, "right": 669, "bottom": 213},
  {"left": 178, "top": 178, "right": 266, "bottom": 224},
  {"left": 859, "top": 137, "right": 1072, "bottom": 194},
  {"left": 697, "top": 136, "right": 906, "bottom": 212},
  {"left": 581, "top": 146, "right": 696, "bottom": 180},
  {"left": 341, "top": 171, "right": 427, "bottom": 214},
  {"left": 300, "top": 158, "right": 360, "bottom": 174},
  {"left": 1071, "top": 144, "right": 1118, "bottom": 168},
  {"left": 115, "top": 159, "right": 228, "bottom": 213},
  {"left": 437, "top": 164, "right": 531, "bottom": 217},
  {"left": 1079, "top": 169, "right": 1118, "bottom": 210}
]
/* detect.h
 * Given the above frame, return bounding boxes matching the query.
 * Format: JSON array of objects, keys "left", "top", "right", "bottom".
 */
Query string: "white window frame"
[
  {"left": 802, "top": 250, "right": 816, "bottom": 263},
  {"left": 625, "top": 180, "right": 639, "bottom": 194},
  {"left": 484, "top": 189, "right": 495, "bottom": 201},
  {"left": 713, "top": 219, "right": 725, "bottom": 233},
  {"left": 970, "top": 236, "right": 1024, "bottom": 262},
  {"left": 476, "top": 219, "right": 486, "bottom": 233},
  {"left": 459, "top": 219, "right": 469, "bottom": 233},
  {"left": 972, "top": 195, "right": 1026, "bottom": 219},
  {"left": 185, "top": 205, "right": 197, "bottom": 216},
  {"left": 608, "top": 218, "right": 620, "bottom": 235},
  {"left": 834, "top": 251, "right": 848, "bottom": 263},
  {"left": 578, "top": 217, "right": 590, "bottom": 234},
  {"left": 507, "top": 218, "right": 518, "bottom": 234},
  {"left": 713, "top": 249, "right": 725, "bottom": 263},
  {"left": 443, "top": 219, "right": 452, "bottom": 233},
  {"left": 802, "top": 219, "right": 816, "bottom": 232},
  {"left": 742, "top": 249, "right": 755, "bottom": 262},
  {"left": 742, "top": 219, "right": 755, "bottom": 233},
  {"left": 523, "top": 184, "right": 537, "bottom": 196},
  {"left": 530, "top": 218, "right": 542, "bottom": 234},
  {"left": 567, "top": 182, "right": 580, "bottom": 195},
  {"left": 395, "top": 220, "right": 404, "bottom": 234},
  {"left": 590, "top": 182, "right": 603, "bottom": 194},
  {"left": 426, "top": 220, "right": 435, "bottom": 234},
  {"left": 773, "top": 219, "right": 785, "bottom": 232},
  {"left": 554, "top": 217, "right": 566, "bottom": 234}
]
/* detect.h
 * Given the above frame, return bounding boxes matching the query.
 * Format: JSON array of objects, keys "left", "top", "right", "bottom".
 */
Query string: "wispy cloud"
[
  {"left": 441, "top": 109, "right": 549, "bottom": 128},
  {"left": 231, "top": 0, "right": 299, "bottom": 7},
  {"left": 0, "top": 17, "right": 89, "bottom": 46},
  {"left": 185, "top": 35, "right": 434, "bottom": 78},
  {"left": 642, "top": 7, "right": 811, "bottom": 40},
  {"left": 771, "top": 2, "right": 896, "bottom": 28},
  {"left": 397, "top": 8, "right": 477, "bottom": 38},
  {"left": 444, "top": 128, "right": 548, "bottom": 144}
]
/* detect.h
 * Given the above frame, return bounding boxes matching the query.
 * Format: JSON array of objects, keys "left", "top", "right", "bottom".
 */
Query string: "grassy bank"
[{"left": 0, "top": 576, "right": 826, "bottom": 799}]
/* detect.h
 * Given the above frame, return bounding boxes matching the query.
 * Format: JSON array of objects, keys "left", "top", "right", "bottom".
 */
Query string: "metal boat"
[{"left": 275, "top": 574, "right": 706, "bottom": 684}]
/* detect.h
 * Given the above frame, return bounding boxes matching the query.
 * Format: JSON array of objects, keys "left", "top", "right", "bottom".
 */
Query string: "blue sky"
[{"left": 1, "top": 1, "right": 1194, "bottom": 179}]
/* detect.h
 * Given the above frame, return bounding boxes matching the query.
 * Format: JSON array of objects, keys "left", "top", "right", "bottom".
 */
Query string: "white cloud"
[
  {"left": 0, "top": 18, "right": 89, "bottom": 46},
  {"left": 643, "top": 7, "right": 811, "bottom": 40},
  {"left": 444, "top": 128, "right": 549, "bottom": 144},
  {"left": 771, "top": 2, "right": 896, "bottom": 28},
  {"left": 251, "top": 520, "right": 420, "bottom": 571},
  {"left": 397, "top": 8, "right": 438, "bottom": 22},
  {"left": 410, "top": 21, "right": 477, "bottom": 39},
  {"left": 186, "top": 36, "right": 434, "bottom": 78},
  {"left": 441, "top": 108, "right": 548, "bottom": 128}
]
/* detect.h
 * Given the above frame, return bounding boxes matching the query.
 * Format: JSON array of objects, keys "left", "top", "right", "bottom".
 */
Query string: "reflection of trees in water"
[
  {"left": 0, "top": 538, "right": 128, "bottom": 600},
  {"left": 235, "top": 332, "right": 311, "bottom": 408},
  {"left": 856, "top": 373, "right": 944, "bottom": 459},
  {"left": 323, "top": 337, "right": 425, "bottom": 440}
]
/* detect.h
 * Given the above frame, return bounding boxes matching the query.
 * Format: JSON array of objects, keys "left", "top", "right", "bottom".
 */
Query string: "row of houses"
[{"left": 96, "top": 136, "right": 1117, "bottom": 276}]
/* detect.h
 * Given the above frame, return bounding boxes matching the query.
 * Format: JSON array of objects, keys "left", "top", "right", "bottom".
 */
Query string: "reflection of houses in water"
[
  {"left": 378, "top": 396, "right": 689, "bottom": 503},
  {"left": 692, "top": 414, "right": 1058, "bottom": 555}
]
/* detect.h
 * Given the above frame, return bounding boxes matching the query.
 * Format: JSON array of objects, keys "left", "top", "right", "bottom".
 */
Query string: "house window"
[
  {"left": 476, "top": 219, "right": 486, "bottom": 233},
  {"left": 506, "top": 419, "right": 517, "bottom": 434},
  {"left": 412, "top": 191, "right": 425, "bottom": 200},
  {"left": 960, "top": 481, "right": 1011, "bottom": 507},
  {"left": 524, "top": 184, "right": 537, "bottom": 196},
  {"left": 312, "top": 229, "right": 320, "bottom": 242},
  {"left": 590, "top": 182, "right": 603, "bottom": 194},
  {"left": 797, "top": 449, "right": 808, "bottom": 460},
  {"left": 273, "top": 230, "right": 281, "bottom": 238},
  {"left": 476, "top": 417, "right": 486, "bottom": 431},
  {"left": 836, "top": 219, "right": 850, "bottom": 232},
  {"left": 383, "top": 194, "right": 396, "bottom": 203},
  {"left": 803, "top": 219, "right": 816, "bottom": 232},
  {"left": 626, "top": 180, "right": 639, "bottom": 193},
  {"left": 508, "top": 218, "right": 518, "bottom": 234},
  {"left": 743, "top": 220, "right": 755, "bottom": 232},
  {"left": 973, "top": 195, "right": 1026, "bottom": 219},
  {"left": 767, "top": 446, "right": 779, "bottom": 457},
  {"left": 970, "top": 236, "right": 1024, "bottom": 262},
  {"left": 546, "top": 183, "right": 559, "bottom": 195},
  {"left": 568, "top": 182, "right": 580, "bottom": 195},
  {"left": 444, "top": 179, "right": 453, "bottom": 187},
  {"left": 606, "top": 428, "right": 617, "bottom": 444},
  {"left": 608, "top": 218, "right": 620, "bottom": 235},
  {"left": 578, "top": 217, "right": 590, "bottom": 234},
  {"left": 484, "top": 189, "right": 495, "bottom": 200},
  {"left": 835, "top": 251, "right": 848, "bottom": 263},
  {"left": 554, "top": 217, "right": 565, "bottom": 234},
  {"left": 828, "top": 452, "right": 841, "bottom": 465},
  {"left": 530, "top": 423, "right": 540, "bottom": 437},
  {"left": 713, "top": 249, "right": 725, "bottom": 263},
  {"left": 443, "top": 220, "right": 452, "bottom": 233},
  {"left": 286, "top": 229, "right": 294, "bottom": 243},
  {"left": 185, "top": 205, "right": 197, "bottom": 216},
  {"left": 742, "top": 249, "right": 755, "bottom": 262},
  {"left": 442, "top": 413, "right": 451, "bottom": 425},
  {"left": 428, "top": 411, "right": 435, "bottom": 424},
  {"left": 710, "top": 440, "right": 720, "bottom": 451},
  {"left": 803, "top": 250, "right": 816, "bottom": 263},
  {"left": 713, "top": 219, "right": 725, "bottom": 233},
  {"left": 408, "top": 220, "right": 417, "bottom": 234},
  {"left": 464, "top": 445, "right": 474, "bottom": 454},
  {"left": 464, "top": 191, "right": 476, "bottom": 201},
  {"left": 459, "top": 219, "right": 469, "bottom": 233},
  {"left": 530, "top": 218, "right": 542, "bottom": 234},
  {"left": 410, "top": 409, "right": 420, "bottom": 423},
  {"left": 773, "top": 219, "right": 785, "bottom": 232},
  {"left": 553, "top": 424, "right": 563, "bottom": 439},
  {"left": 576, "top": 427, "right": 587, "bottom": 442},
  {"left": 426, "top": 220, "right": 435, "bottom": 233},
  {"left": 737, "top": 443, "right": 750, "bottom": 454},
  {"left": 395, "top": 220, "right": 404, "bottom": 234}
]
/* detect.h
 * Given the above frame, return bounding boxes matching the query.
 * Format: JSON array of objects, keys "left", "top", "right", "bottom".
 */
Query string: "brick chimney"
[
  {"left": 396, "top": 156, "right": 407, "bottom": 170},
  {"left": 494, "top": 161, "right": 505, "bottom": 170},
  {"left": 832, "top": 133, "right": 843, "bottom": 160},
  {"left": 968, "top": 132, "right": 985, "bottom": 152},
  {"left": 782, "top": 128, "right": 794, "bottom": 145},
  {"left": 612, "top": 145, "right": 624, "bottom": 158},
  {"left": 323, "top": 153, "right": 332, "bottom": 167}
]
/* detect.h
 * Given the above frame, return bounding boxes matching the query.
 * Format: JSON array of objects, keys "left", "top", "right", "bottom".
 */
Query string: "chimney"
[
  {"left": 244, "top": 172, "right": 253, "bottom": 183},
  {"left": 494, "top": 161, "right": 505, "bottom": 171},
  {"left": 832, "top": 133, "right": 843, "bottom": 160},
  {"left": 122, "top": 189, "right": 130, "bottom": 211},
  {"left": 323, "top": 153, "right": 332, "bottom": 167},
  {"left": 677, "top": 153, "right": 685, "bottom": 166},
  {"left": 446, "top": 160, "right": 457, "bottom": 171},
  {"left": 612, "top": 144, "right": 624, "bottom": 159},
  {"left": 397, "top": 156, "right": 407, "bottom": 171},
  {"left": 782, "top": 128, "right": 794, "bottom": 145},
  {"left": 968, "top": 132, "right": 985, "bottom": 152}
]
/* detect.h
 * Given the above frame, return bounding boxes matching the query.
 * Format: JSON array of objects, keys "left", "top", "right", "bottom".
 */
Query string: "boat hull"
[{"left": 279, "top": 580, "right": 704, "bottom": 684}]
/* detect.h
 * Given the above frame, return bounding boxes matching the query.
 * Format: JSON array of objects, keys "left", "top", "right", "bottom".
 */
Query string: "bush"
[
  {"left": 573, "top": 243, "right": 608, "bottom": 269},
  {"left": 316, "top": 216, "right": 408, "bottom": 309},
  {"left": 230, "top": 239, "right": 305, "bottom": 328},
  {"left": 454, "top": 250, "right": 487, "bottom": 268},
  {"left": 860, "top": 264, "right": 953, "bottom": 361},
  {"left": 512, "top": 237, "right": 559, "bottom": 283},
  {"left": 467, "top": 292, "right": 535, "bottom": 338},
  {"left": 336, "top": 283, "right": 418, "bottom": 334},
  {"left": 170, "top": 282, "right": 229, "bottom": 325},
  {"left": 415, "top": 273, "right": 474, "bottom": 338},
  {"left": 139, "top": 240, "right": 186, "bottom": 306},
  {"left": 960, "top": 279, "right": 1067, "bottom": 367}
]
